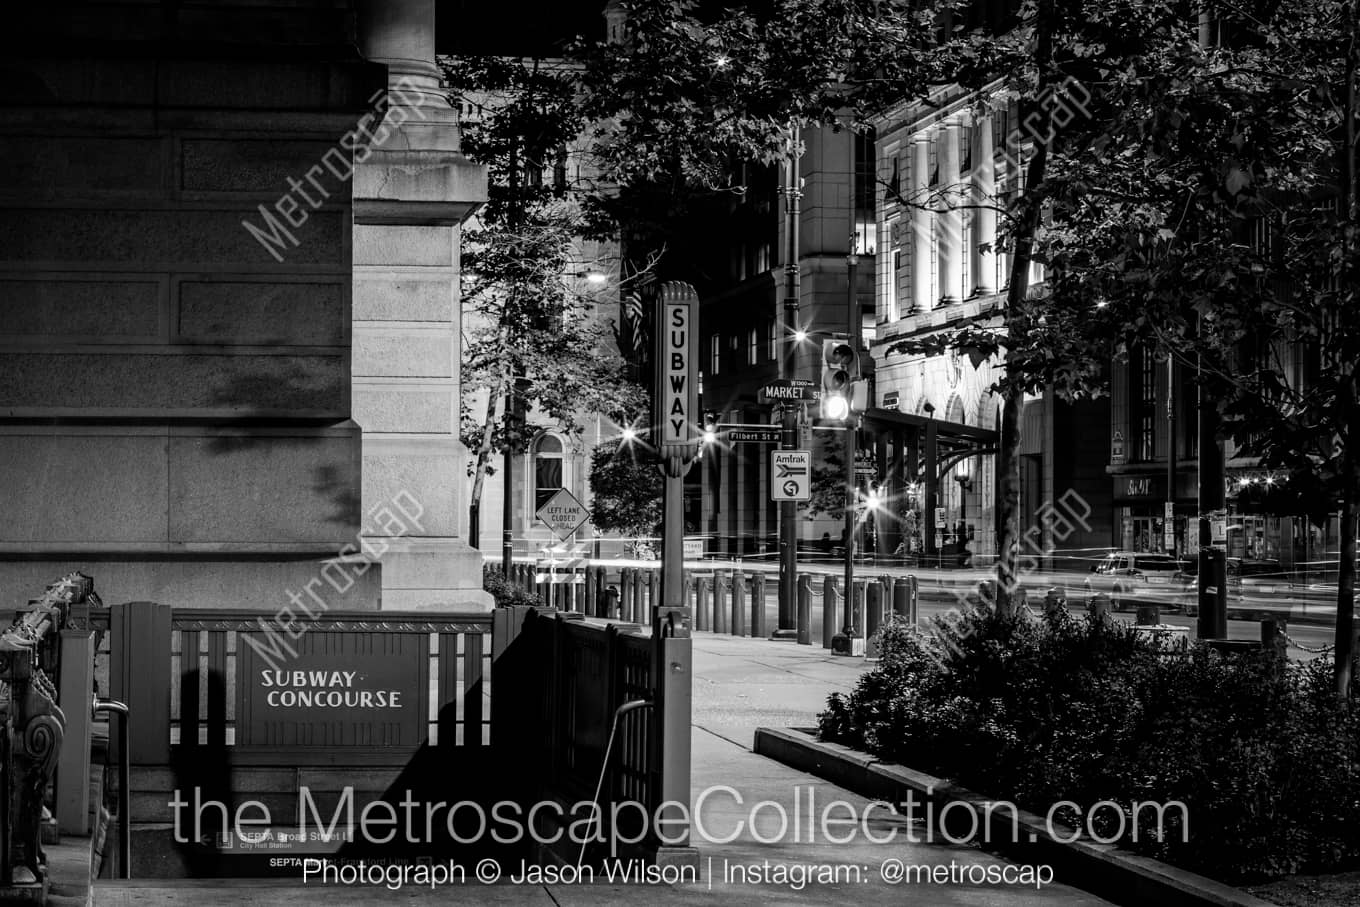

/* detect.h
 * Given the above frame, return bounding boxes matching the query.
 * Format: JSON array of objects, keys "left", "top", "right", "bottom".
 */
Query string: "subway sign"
[{"left": 654, "top": 282, "right": 700, "bottom": 459}]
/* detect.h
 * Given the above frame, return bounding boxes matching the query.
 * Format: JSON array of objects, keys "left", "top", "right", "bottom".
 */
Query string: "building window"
[
  {"left": 533, "top": 434, "right": 565, "bottom": 511},
  {"left": 754, "top": 242, "right": 771, "bottom": 274},
  {"left": 748, "top": 327, "right": 760, "bottom": 365},
  {"left": 1133, "top": 348, "right": 1157, "bottom": 461},
  {"left": 767, "top": 320, "right": 778, "bottom": 361},
  {"left": 888, "top": 248, "right": 901, "bottom": 319},
  {"left": 854, "top": 129, "right": 877, "bottom": 256},
  {"left": 710, "top": 334, "right": 721, "bottom": 375}
]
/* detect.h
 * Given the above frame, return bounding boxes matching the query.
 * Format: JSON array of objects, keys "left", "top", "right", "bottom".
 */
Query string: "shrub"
[
  {"left": 482, "top": 568, "right": 544, "bottom": 608},
  {"left": 818, "top": 607, "right": 1360, "bottom": 883}
]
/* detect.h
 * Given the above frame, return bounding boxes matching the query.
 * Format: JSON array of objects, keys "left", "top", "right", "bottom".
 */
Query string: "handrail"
[{"left": 93, "top": 699, "right": 130, "bottom": 879}]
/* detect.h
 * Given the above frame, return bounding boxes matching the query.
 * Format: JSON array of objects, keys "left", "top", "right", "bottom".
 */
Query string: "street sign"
[
  {"left": 654, "top": 284, "right": 699, "bottom": 458},
  {"left": 720, "top": 424, "right": 781, "bottom": 444},
  {"left": 770, "top": 450, "right": 811, "bottom": 501},
  {"left": 854, "top": 450, "right": 876, "bottom": 478},
  {"left": 758, "top": 379, "right": 820, "bottom": 404},
  {"left": 535, "top": 488, "right": 589, "bottom": 542}
]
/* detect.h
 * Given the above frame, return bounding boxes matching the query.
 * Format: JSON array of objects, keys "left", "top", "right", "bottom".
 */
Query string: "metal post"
[
  {"left": 1197, "top": 348, "right": 1228, "bottom": 640},
  {"left": 844, "top": 245, "right": 859, "bottom": 619},
  {"left": 1167, "top": 357, "right": 1178, "bottom": 556},
  {"left": 796, "top": 575, "right": 812, "bottom": 645},
  {"left": 94, "top": 699, "right": 130, "bottom": 880},
  {"left": 777, "top": 126, "right": 803, "bottom": 638},
  {"left": 865, "top": 581, "right": 883, "bottom": 658},
  {"left": 56, "top": 625, "right": 95, "bottom": 834},
  {"left": 822, "top": 575, "right": 837, "bottom": 649},
  {"left": 777, "top": 407, "right": 800, "bottom": 638},
  {"left": 502, "top": 385, "right": 514, "bottom": 576},
  {"left": 751, "top": 572, "right": 767, "bottom": 638},
  {"left": 731, "top": 572, "right": 746, "bottom": 638}
]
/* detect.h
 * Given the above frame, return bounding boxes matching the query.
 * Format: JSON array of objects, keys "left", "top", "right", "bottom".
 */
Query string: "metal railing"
[{"left": 92, "top": 699, "right": 129, "bottom": 879}]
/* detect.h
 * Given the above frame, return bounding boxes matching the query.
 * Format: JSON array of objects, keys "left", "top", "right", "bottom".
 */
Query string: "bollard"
[
  {"left": 1135, "top": 603, "right": 1160, "bottom": 626},
  {"left": 647, "top": 569, "right": 660, "bottom": 622},
  {"left": 751, "top": 573, "right": 767, "bottom": 638},
  {"left": 732, "top": 572, "right": 747, "bottom": 637},
  {"left": 1043, "top": 588, "right": 1066, "bottom": 619},
  {"left": 633, "top": 569, "right": 646, "bottom": 622},
  {"left": 892, "top": 577, "right": 917, "bottom": 625},
  {"left": 849, "top": 580, "right": 866, "bottom": 636},
  {"left": 1260, "top": 613, "right": 1288, "bottom": 664},
  {"left": 796, "top": 575, "right": 812, "bottom": 645},
  {"left": 1090, "top": 592, "right": 1112, "bottom": 621},
  {"left": 696, "top": 576, "right": 710, "bottom": 631},
  {"left": 822, "top": 576, "right": 838, "bottom": 649},
  {"left": 584, "top": 567, "right": 598, "bottom": 616},
  {"left": 714, "top": 572, "right": 729, "bottom": 634},
  {"left": 865, "top": 582, "right": 884, "bottom": 658}
]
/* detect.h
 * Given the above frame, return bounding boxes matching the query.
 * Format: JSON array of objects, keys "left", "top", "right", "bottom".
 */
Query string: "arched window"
[
  {"left": 533, "top": 435, "right": 564, "bottom": 510},
  {"left": 945, "top": 395, "right": 966, "bottom": 425}
]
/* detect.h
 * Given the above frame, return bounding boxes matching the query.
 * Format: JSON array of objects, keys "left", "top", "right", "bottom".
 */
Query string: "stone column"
[
  {"left": 937, "top": 120, "right": 963, "bottom": 304},
  {"left": 354, "top": 0, "right": 492, "bottom": 609},
  {"left": 911, "top": 137, "right": 932, "bottom": 312},
  {"left": 972, "top": 112, "right": 997, "bottom": 296}
]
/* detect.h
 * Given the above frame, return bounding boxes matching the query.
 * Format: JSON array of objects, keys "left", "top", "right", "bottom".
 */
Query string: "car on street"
[
  {"left": 1179, "top": 558, "right": 1358, "bottom": 618},
  {"left": 1083, "top": 551, "right": 1186, "bottom": 611}
]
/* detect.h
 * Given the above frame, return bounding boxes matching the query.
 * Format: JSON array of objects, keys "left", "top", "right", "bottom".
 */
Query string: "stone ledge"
[{"left": 754, "top": 726, "right": 1277, "bottom": 907}]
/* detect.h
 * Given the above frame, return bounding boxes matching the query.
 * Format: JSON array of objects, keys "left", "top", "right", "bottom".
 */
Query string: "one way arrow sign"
[{"left": 775, "top": 462, "right": 807, "bottom": 478}]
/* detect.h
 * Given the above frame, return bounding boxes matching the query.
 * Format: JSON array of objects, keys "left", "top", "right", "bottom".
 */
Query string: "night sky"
[{"left": 436, "top": 0, "right": 609, "bottom": 56}]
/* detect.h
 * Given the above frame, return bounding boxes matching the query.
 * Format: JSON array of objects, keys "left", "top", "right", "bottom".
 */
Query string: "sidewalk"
[{"left": 93, "top": 632, "right": 1111, "bottom": 906}]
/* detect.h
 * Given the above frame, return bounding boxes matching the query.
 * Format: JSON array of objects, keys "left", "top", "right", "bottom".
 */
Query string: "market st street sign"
[{"left": 758, "top": 379, "right": 820, "bottom": 404}]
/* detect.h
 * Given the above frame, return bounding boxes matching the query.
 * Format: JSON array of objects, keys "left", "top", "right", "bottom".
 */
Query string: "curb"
[{"left": 753, "top": 727, "right": 1277, "bottom": 907}]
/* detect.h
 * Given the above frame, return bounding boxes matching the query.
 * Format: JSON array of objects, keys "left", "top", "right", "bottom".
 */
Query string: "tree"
[
  {"left": 445, "top": 56, "right": 646, "bottom": 548},
  {"left": 1034, "top": 0, "right": 1360, "bottom": 695},
  {"left": 588, "top": 437, "right": 664, "bottom": 555}
]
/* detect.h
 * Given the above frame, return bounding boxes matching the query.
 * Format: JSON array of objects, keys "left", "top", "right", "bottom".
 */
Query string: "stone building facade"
[{"left": 0, "top": 0, "right": 490, "bottom": 610}]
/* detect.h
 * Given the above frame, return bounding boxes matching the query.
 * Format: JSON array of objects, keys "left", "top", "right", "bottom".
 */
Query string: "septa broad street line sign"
[
  {"left": 535, "top": 488, "right": 589, "bottom": 542},
  {"left": 770, "top": 449, "right": 811, "bottom": 502}
]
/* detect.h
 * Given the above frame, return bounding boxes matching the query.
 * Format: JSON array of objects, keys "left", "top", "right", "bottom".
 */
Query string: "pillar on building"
[
  {"left": 353, "top": 0, "right": 492, "bottom": 610},
  {"left": 911, "top": 137, "right": 932, "bottom": 312},
  {"left": 0, "top": 2, "right": 386, "bottom": 609},
  {"left": 937, "top": 120, "right": 963, "bottom": 304},
  {"left": 972, "top": 111, "right": 996, "bottom": 296}
]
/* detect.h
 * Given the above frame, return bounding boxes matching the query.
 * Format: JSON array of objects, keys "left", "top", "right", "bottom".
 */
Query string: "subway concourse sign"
[{"left": 770, "top": 449, "right": 811, "bottom": 502}]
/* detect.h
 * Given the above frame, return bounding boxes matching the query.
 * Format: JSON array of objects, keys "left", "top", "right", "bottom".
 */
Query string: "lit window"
[
  {"left": 748, "top": 328, "right": 760, "bottom": 364},
  {"left": 710, "top": 334, "right": 721, "bottom": 375}
]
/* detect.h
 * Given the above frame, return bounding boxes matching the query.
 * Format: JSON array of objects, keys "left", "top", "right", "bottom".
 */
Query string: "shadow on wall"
[{"left": 203, "top": 359, "right": 360, "bottom": 528}]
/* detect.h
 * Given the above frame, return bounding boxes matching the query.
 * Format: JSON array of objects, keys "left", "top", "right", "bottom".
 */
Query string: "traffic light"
[
  {"left": 702, "top": 411, "right": 718, "bottom": 445},
  {"left": 820, "top": 339, "right": 858, "bottom": 420}
]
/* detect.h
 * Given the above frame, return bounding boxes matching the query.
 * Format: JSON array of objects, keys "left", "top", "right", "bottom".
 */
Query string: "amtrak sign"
[{"left": 654, "top": 282, "right": 700, "bottom": 460}]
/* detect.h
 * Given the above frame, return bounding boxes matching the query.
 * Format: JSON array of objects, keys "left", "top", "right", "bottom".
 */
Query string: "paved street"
[{"left": 91, "top": 634, "right": 1112, "bottom": 906}]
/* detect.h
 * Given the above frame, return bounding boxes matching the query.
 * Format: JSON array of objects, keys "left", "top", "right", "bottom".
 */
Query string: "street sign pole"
[
  {"left": 843, "top": 245, "right": 858, "bottom": 637},
  {"left": 776, "top": 128, "right": 803, "bottom": 640},
  {"left": 652, "top": 281, "right": 698, "bottom": 866},
  {"left": 777, "top": 406, "right": 798, "bottom": 637}
]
